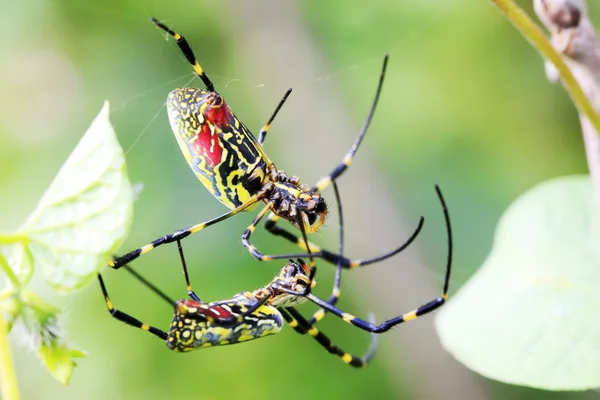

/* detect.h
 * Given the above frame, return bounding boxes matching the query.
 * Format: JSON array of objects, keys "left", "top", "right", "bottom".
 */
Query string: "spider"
[
  {"left": 108, "top": 17, "right": 422, "bottom": 273},
  {"left": 98, "top": 184, "right": 451, "bottom": 367}
]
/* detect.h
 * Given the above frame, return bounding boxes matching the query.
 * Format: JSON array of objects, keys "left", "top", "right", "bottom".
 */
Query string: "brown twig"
[{"left": 534, "top": 0, "right": 600, "bottom": 211}]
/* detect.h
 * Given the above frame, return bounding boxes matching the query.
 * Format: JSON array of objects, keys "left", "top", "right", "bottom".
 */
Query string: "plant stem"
[
  {"left": 0, "top": 253, "right": 20, "bottom": 289},
  {"left": 490, "top": 0, "right": 600, "bottom": 137},
  {"left": 0, "top": 234, "right": 29, "bottom": 245},
  {"left": 0, "top": 314, "right": 20, "bottom": 400}
]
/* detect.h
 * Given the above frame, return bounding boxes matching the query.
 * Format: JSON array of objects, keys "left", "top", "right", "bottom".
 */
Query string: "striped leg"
[
  {"left": 308, "top": 181, "right": 344, "bottom": 325},
  {"left": 280, "top": 307, "right": 377, "bottom": 368},
  {"left": 109, "top": 194, "right": 263, "bottom": 269},
  {"left": 241, "top": 201, "right": 276, "bottom": 262},
  {"left": 258, "top": 89, "right": 293, "bottom": 145},
  {"left": 261, "top": 213, "right": 425, "bottom": 268},
  {"left": 312, "top": 54, "right": 388, "bottom": 192},
  {"left": 176, "top": 239, "right": 202, "bottom": 302},
  {"left": 307, "top": 293, "right": 447, "bottom": 334},
  {"left": 122, "top": 265, "right": 175, "bottom": 306},
  {"left": 98, "top": 273, "right": 168, "bottom": 340},
  {"left": 174, "top": 239, "right": 273, "bottom": 322},
  {"left": 305, "top": 184, "right": 452, "bottom": 334},
  {"left": 241, "top": 184, "right": 424, "bottom": 267},
  {"left": 151, "top": 17, "right": 215, "bottom": 91},
  {"left": 246, "top": 54, "right": 400, "bottom": 266}
]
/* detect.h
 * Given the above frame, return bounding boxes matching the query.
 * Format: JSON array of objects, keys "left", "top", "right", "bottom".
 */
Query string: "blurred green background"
[{"left": 1, "top": 0, "right": 599, "bottom": 399}]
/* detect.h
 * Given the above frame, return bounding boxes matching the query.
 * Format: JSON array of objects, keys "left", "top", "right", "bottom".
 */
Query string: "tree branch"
[{"left": 533, "top": 0, "right": 600, "bottom": 211}]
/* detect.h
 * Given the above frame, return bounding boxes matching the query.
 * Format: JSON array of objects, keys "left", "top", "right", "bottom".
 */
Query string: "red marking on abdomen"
[
  {"left": 191, "top": 95, "right": 237, "bottom": 167},
  {"left": 205, "top": 305, "right": 234, "bottom": 319},
  {"left": 182, "top": 299, "right": 235, "bottom": 320},
  {"left": 193, "top": 123, "right": 222, "bottom": 167}
]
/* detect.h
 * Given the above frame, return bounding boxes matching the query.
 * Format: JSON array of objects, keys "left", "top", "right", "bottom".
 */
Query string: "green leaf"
[
  {"left": 20, "top": 290, "right": 86, "bottom": 385},
  {"left": 7, "top": 243, "right": 33, "bottom": 285},
  {"left": 435, "top": 175, "right": 600, "bottom": 390},
  {"left": 37, "top": 342, "right": 86, "bottom": 386},
  {"left": 17, "top": 101, "right": 134, "bottom": 291}
]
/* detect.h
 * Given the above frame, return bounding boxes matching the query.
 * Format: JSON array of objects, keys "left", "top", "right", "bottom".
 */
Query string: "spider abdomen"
[
  {"left": 166, "top": 295, "right": 283, "bottom": 352},
  {"left": 166, "top": 88, "right": 269, "bottom": 209}
]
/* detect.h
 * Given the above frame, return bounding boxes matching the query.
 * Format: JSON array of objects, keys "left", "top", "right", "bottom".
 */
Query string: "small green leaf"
[
  {"left": 435, "top": 175, "right": 600, "bottom": 390},
  {"left": 17, "top": 101, "right": 134, "bottom": 291},
  {"left": 37, "top": 342, "right": 86, "bottom": 386},
  {"left": 20, "top": 290, "right": 86, "bottom": 385}
]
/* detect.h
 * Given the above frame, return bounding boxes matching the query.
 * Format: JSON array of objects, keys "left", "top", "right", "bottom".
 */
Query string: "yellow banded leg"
[
  {"left": 151, "top": 18, "right": 215, "bottom": 92},
  {"left": 258, "top": 89, "right": 293, "bottom": 144},
  {"left": 263, "top": 178, "right": 424, "bottom": 270},
  {"left": 175, "top": 240, "right": 202, "bottom": 302},
  {"left": 98, "top": 273, "right": 168, "bottom": 340},
  {"left": 263, "top": 214, "right": 425, "bottom": 269},
  {"left": 241, "top": 200, "right": 325, "bottom": 265},
  {"left": 308, "top": 180, "right": 344, "bottom": 325},
  {"left": 306, "top": 292, "right": 447, "bottom": 334},
  {"left": 264, "top": 213, "right": 323, "bottom": 253},
  {"left": 280, "top": 307, "right": 377, "bottom": 368},
  {"left": 307, "top": 285, "right": 341, "bottom": 325},
  {"left": 241, "top": 202, "right": 275, "bottom": 261},
  {"left": 305, "top": 183, "right": 453, "bottom": 333},
  {"left": 109, "top": 195, "right": 262, "bottom": 269},
  {"left": 174, "top": 239, "right": 272, "bottom": 323},
  {"left": 312, "top": 55, "right": 389, "bottom": 192}
]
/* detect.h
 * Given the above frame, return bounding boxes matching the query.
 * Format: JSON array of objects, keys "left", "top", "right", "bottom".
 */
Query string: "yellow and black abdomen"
[
  {"left": 167, "top": 295, "right": 283, "bottom": 352},
  {"left": 166, "top": 88, "right": 269, "bottom": 209}
]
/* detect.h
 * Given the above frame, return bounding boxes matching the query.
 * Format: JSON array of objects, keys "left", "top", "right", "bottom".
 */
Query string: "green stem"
[
  {"left": 0, "top": 314, "right": 20, "bottom": 400},
  {"left": 0, "top": 233, "right": 29, "bottom": 245},
  {"left": 490, "top": 0, "right": 600, "bottom": 136},
  {"left": 0, "top": 253, "right": 20, "bottom": 289}
]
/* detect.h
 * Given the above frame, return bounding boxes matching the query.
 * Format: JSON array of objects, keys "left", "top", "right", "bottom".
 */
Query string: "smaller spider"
[{"left": 98, "top": 184, "right": 451, "bottom": 367}]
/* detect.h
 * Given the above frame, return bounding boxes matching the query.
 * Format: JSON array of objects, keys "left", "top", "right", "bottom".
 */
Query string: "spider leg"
[
  {"left": 308, "top": 180, "right": 344, "bottom": 324},
  {"left": 175, "top": 239, "right": 272, "bottom": 322},
  {"left": 151, "top": 17, "right": 215, "bottom": 92},
  {"left": 267, "top": 182, "right": 345, "bottom": 324},
  {"left": 240, "top": 198, "right": 325, "bottom": 268},
  {"left": 241, "top": 201, "right": 277, "bottom": 262},
  {"left": 260, "top": 214, "right": 425, "bottom": 268},
  {"left": 109, "top": 194, "right": 262, "bottom": 269},
  {"left": 312, "top": 54, "right": 389, "bottom": 192},
  {"left": 258, "top": 89, "right": 293, "bottom": 145},
  {"left": 248, "top": 55, "right": 410, "bottom": 266},
  {"left": 280, "top": 307, "right": 377, "bottom": 368},
  {"left": 305, "top": 184, "right": 452, "bottom": 334},
  {"left": 307, "top": 292, "right": 446, "bottom": 334},
  {"left": 176, "top": 239, "right": 202, "bottom": 302},
  {"left": 98, "top": 273, "right": 168, "bottom": 340},
  {"left": 122, "top": 265, "right": 175, "bottom": 306}
]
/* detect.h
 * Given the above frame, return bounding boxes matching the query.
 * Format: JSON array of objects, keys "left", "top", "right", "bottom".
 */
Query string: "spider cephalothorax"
[
  {"left": 267, "top": 258, "right": 316, "bottom": 308},
  {"left": 261, "top": 169, "right": 328, "bottom": 233}
]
